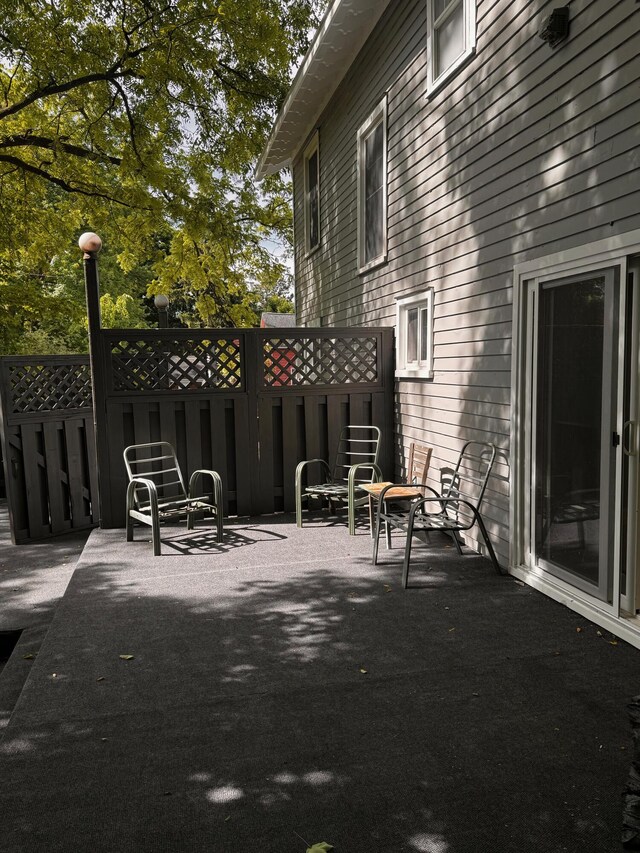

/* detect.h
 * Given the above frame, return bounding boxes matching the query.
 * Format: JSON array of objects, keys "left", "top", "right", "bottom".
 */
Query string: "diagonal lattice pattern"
[
  {"left": 8, "top": 362, "right": 92, "bottom": 413},
  {"left": 110, "top": 338, "right": 242, "bottom": 391},
  {"left": 263, "top": 337, "right": 378, "bottom": 386}
]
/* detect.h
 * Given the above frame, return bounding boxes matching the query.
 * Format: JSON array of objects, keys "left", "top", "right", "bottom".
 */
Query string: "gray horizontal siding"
[{"left": 291, "top": 0, "right": 640, "bottom": 564}]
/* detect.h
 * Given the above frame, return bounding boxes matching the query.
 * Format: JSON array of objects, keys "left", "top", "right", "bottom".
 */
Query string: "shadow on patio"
[{"left": 0, "top": 514, "right": 636, "bottom": 852}]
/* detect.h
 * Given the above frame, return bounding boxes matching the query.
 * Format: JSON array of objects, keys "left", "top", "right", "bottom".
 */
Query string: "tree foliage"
[{"left": 0, "top": 0, "right": 319, "bottom": 352}]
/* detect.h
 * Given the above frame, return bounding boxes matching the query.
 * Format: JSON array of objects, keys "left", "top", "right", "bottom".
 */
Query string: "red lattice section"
[{"left": 263, "top": 337, "right": 378, "bottom": 386}]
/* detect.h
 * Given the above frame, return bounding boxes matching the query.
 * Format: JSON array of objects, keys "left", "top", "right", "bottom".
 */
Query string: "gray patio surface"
[{"left": 0, "top": 511, "right": 637, "bottom": 852}]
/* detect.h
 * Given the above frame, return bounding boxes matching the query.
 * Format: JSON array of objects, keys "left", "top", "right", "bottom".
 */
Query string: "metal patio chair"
[
  {"left": 295, "top": 425, "right": 383, "bottom": 535},
  {"left": 362, "top": 441, "right": 432, "bottom": 543},
  {"left": 372, "top": 440, "right": 504, "bottom": 586},
  {"left": 124, "top": 441, "right": 223, "bottom": 556}
]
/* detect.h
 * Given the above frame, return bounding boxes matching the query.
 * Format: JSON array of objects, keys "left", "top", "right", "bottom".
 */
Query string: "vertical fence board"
[
  {"left": 281, "top": 395, "right": 299, "bottom": 512},
  {"left": 64, "top": 419, "right": 86, "bottom": 528},
  {"left": 21, "top": 423, "right": 48, "bottom": 539},
  {"left": 43, "top": 421, "right": 68, "bottom": 532},
  {"left": 233, "top": 397, "right": 253, "bottom": 516},
  {"left": 185, "top": 400, "right": 203, "bottom": 477},
  {"left": 258, "top": 396, "right": 275, "bottom": 515}
]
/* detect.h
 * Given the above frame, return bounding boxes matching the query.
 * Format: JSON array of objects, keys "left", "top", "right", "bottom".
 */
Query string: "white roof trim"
[{"left": 256, "top": 0, "right": 392, "bottom": 180}]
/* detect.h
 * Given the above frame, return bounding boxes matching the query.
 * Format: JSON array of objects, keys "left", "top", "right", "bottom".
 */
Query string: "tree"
[{"left": 0, "top": 0, "right": 322, "bottom": 351}]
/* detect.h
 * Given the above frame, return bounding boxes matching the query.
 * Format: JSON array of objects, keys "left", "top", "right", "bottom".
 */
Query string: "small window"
[
  {"left": 303, "top": 132, "right": 320, "bottom": 254},
  {"left": 427, "top": 0, "right": 475, "bottom": 93},
  {"left": 396, "top": 290, "right": 434, "bottom": 379},
  {"left": 357, "top": 97, "right": 387, "bottom": 273}
]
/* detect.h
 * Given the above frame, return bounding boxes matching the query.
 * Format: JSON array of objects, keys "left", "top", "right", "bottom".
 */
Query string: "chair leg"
[
  {"left": 476, "top": 516, "right": 503, "bottom": 575},
  {"left": 372, "top": 503, "right": 383, "bottom": 565},
  {"left": 125, "top": 482, "right": 135, "bottom": 542},
  {"left": 186, "top": 510, "right": 195, "bottom": 531},
  {"left": 151, "top": 513, "right": 161, "bottom": 557},
  {"left": 215, "top": 479, "right": 224, "bottom": 543},
  {"left": 401, "top": 519, "right": 415, "bottom": 589},
  {"left": 451, "top": 531, "right": 464, "bottom": 555},
  {"left": 295, "top": 476, "right": 303, "bottom": 528}
]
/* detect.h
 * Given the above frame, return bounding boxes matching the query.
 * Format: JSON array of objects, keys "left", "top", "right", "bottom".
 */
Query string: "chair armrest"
[
  {"left": 188, "top": 469, "right": 223, "bottom": 502},
  {"left": 295, "top": 459, "right": 331, "bottom": 481},
  {"left": 409, "top": 495, "right": 482, "bottom": 528},
  {"left": 126, "top": 477, "right": 159, "bottom": 513},
  {"left": 347, "top": 461, "right": 383, "bottom": 488}
]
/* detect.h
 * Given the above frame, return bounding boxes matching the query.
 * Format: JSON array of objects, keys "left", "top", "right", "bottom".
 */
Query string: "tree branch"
[
  {"left": 0, "top": 134, "right": 121, "bottom": 164},
  {"left": 0, "top": 153, "right": 147, "bottom": 208}
]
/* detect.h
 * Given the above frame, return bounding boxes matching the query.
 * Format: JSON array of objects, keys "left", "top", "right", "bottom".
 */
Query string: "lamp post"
[
  {"left": 78, "top": 231, "right": 104, "bottom": 526},
  {"left": 154, "top": 294, "right": 169, "bottom": 329}
]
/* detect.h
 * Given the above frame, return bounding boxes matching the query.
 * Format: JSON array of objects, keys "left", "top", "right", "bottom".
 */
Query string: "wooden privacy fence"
[
  {"left": 91, "top": 327, "right": 394, "bottom": 527},
  {"left": 0, "top": 356, "right": 98, "bottom": 543}
]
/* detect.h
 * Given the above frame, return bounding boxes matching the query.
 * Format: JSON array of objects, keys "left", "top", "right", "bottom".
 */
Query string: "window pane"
[
  {"left": 307, "top": 150, "right": 319, "bottom": 249},
  {"left": 407, "top": 308, "right": 418, "bottom": 362},
  {"left": 420, "top": 307, "right": 430, "bottom": 361},
  {"left": 364, "top": 121, "right": 384, "bottom": 264},
  {"left": 434, "top": 0, "right": 454, "bottom": 21},
  {"left": 435, "top": 0, "right": 464, "bottom": 77}
]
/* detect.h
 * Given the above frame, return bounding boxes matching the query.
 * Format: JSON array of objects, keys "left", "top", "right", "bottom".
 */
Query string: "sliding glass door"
[{"left": 531, "top": 269, "right": 619, "bottom": 602}]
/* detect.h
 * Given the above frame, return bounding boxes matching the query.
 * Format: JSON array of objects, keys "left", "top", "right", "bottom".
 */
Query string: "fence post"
[{"left": 79, "top": 232, "right": 109, "bottom": 527}]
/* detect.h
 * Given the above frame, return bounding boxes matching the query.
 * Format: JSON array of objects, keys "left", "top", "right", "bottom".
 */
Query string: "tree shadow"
[{"left": 1, "top": 520, "right": 638, "bottom": 852}]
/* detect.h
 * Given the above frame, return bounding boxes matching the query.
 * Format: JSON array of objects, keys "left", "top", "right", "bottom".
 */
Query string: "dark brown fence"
[
  {"left": 0, "top": 356, "right": 98, "bottom": 543},
  {"left": 91, "top": 328, "right": 394, "bottom": 527}
]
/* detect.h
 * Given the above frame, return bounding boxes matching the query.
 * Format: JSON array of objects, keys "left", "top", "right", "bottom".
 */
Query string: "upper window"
[
  {"left": 396, "top": 290, "right": 434, "bottom": 379},
  {"left": 427, "top": 0, "right": 476, "bottom": 93},
  {"left": 303, "top": 132, "right": 320, "bottom": 254},
  {"left": 357, "top": 97, "right": 387, "bottom": 273}
]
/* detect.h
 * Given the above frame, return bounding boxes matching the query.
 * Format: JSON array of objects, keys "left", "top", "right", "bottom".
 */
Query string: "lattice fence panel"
[
  {"left": 263, "top": 336, "right": 378, "bottom": 386},
  {"left": 8, "top": 362, "right": 92, "bottom": 414},
  {"left": 109, "top": 338, "right": 243, "bottom": 391}
]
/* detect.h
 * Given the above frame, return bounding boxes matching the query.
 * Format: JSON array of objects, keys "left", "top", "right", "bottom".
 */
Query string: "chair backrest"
[
  {"left": 407, "top": 442, "right": 432, "bottom": 485},
  {"left": 331, "top": 425, "right": 381, "bottom": 485},
  {"left": 123, "top": 442, "right": 187, "bottom": 509},
  {"left": 440, "top": 441, "right": 496, "bottom": 522}
]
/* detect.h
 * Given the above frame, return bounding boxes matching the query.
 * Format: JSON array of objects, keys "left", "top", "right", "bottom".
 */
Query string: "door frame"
[{"left": 511, "top": 229, "right": 640, "bottom": 644}]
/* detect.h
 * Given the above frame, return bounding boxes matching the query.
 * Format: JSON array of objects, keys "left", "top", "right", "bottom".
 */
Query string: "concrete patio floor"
[{"left": 0, "top": 511, "right": 638, "bottom": 852}]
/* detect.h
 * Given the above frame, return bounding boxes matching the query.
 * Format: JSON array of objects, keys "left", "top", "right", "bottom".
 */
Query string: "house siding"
[{"left": 292, "top": 0, "right": 640, "bottom": 564}]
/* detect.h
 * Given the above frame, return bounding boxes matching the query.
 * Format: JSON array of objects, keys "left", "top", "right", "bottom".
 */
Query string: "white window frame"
[
  {"left": 303, "top": 131, "right": 320, "bottom": 256},
  {"left": 395, "top": 289, "right": 434, "bottom": 379},
  {"left": 426, "top": 0, "right": 476, "bottom": 95},
  {"left": 357, "top": 96, "right": 387, "bottom": 274}
]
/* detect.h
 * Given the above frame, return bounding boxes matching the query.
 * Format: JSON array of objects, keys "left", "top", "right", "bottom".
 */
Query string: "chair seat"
[
  {"left": 362, "top": 482, "right": 423, "bottom": 500},
  {"left": 305, "top": 483, "right": 367, "bottom": 498}
]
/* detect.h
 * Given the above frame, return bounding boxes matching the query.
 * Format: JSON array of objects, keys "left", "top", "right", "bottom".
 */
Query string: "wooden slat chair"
[
  {"left": 124, "top": 441, "right": 223, "bottom": 556},
  {"left": 295, "top": 425, "right": 383, "bottom": 535},
  {"left": 372, "top": 440, "right": 504, "bottom": 587},
  {"left": 362, "top": 441, "right": 432, "bottom": 543}
]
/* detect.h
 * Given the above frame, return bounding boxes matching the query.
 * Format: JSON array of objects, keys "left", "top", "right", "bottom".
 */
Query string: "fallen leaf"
[
  {"left": 22, "top": 653, "right": 35, "bottom": 660},
  {"left": 448, "top": 627, "right": 455, "bottom": 632},
  {"left": 307, "top": 844, "right": 334, "bottom": 853},
  {"left": 609, "top": 640, "right": 618, "bottom": 646},
  {"left": 119, "top": 655, "right": 135, "bottom": 661},
  {"left": 576, "top": 627, "right": 582, "bottom": 633},
  {"left": 360, "top": 668, "right": 368, "bottom": 674},
  {"left": 96, "top": 677, "right": 105, "bottom": 682},
  {"left": 383, "top": 584, "right": 391, "bottom": 593},
  {"left": 224, "top": 816, "right": 231, "bottom": 822}
]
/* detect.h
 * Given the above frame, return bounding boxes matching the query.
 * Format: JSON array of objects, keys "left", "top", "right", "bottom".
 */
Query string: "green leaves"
[{"left": 0, "top": 0, "right": 321, "bottom": 352}]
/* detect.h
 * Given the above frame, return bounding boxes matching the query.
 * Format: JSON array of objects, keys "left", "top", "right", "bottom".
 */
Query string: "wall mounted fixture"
[{"left": 539, "top": 7, "right": 570, "bottom": 47}]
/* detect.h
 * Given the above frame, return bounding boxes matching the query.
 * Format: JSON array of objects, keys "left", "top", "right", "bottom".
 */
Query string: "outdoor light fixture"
[
  {"left": 154, "top": 293, "right": 170, "bottom": 328},
  {"left": 539, "top": 7, "right": 570, "bottom": 47}
]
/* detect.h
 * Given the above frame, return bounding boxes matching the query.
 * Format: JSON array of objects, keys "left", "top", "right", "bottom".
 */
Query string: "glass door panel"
[{"left": 534, "top": 270, "right": 618, "bottom": 601}]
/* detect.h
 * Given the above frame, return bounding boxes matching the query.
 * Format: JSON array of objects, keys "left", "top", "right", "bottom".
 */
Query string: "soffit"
[{"left": 256, "top": 0, "right": 393, "bottom": 179}]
